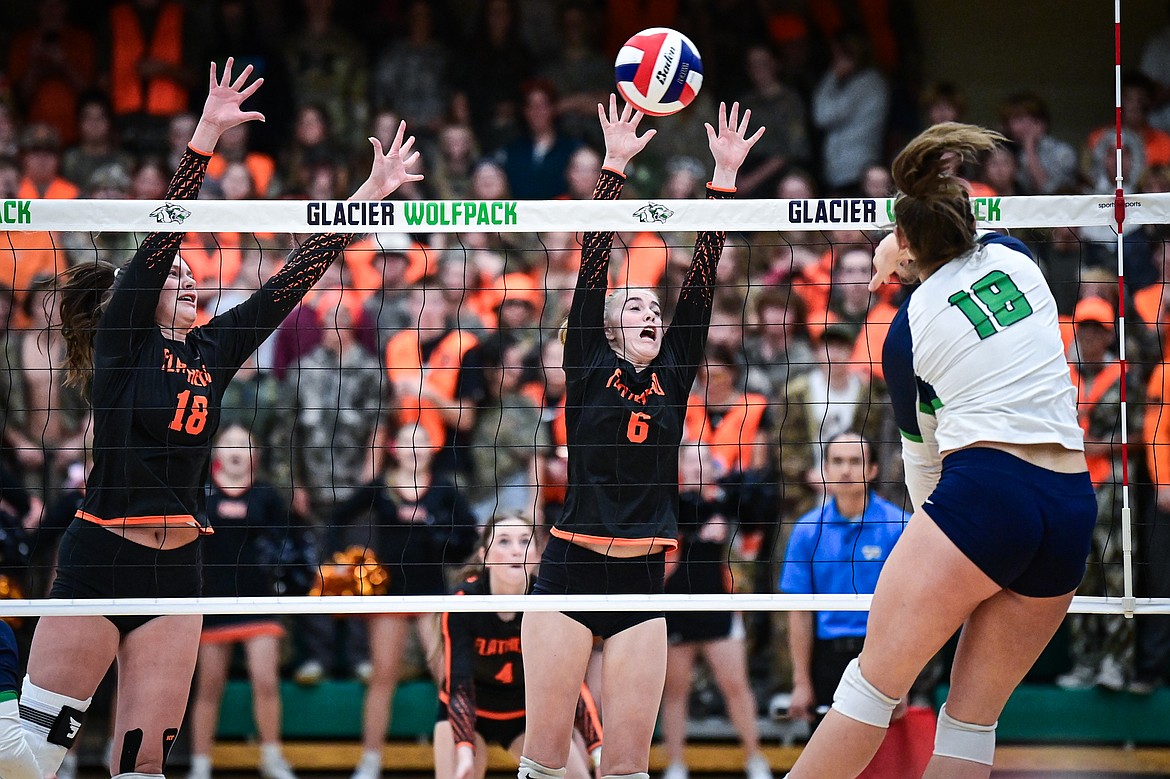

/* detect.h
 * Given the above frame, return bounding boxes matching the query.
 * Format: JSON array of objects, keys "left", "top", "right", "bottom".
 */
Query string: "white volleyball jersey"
[{"left": 896, "top": 238, "right": 1082, "bottom": 454}]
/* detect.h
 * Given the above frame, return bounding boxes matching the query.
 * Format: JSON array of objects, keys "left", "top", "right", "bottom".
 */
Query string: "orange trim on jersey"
[
  {"left": 549, "top": 527, "right": 679, "bottom": 551},
  {"left": 199, "top": 621, "right": 285, "bottom": 645},
  {"left": 76, "top": 510, "right": 203, "bottom": 530}
]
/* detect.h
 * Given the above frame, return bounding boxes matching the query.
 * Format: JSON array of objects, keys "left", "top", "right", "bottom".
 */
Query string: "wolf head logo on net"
[
  {"left": 633, "top": 203, "right": 674, "bottom": 223},
  {"left": 150, "top": 203, "right": 192, "bottom": 224}
]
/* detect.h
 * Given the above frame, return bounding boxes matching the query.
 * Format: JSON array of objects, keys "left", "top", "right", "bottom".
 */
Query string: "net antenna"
[{"left": 1114, "top": 0, "right": 1136, "bottom": 618}]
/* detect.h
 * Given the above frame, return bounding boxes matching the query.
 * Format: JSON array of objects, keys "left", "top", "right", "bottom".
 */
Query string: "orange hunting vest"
[
  {"left": 385, "top": 328, "right": 479, "bottom": 451},
  {"left": 684, "top": 392, "right": 768, "bottom": 473},
  {"left": 110, "top": 2, "right": 187, "bottom": 116},
  {"left": 181, "top": 232, "right": 242, "bottom": 291},
  {"left": 1073, "top": 361, "right": 1123, "bottom": 485}
]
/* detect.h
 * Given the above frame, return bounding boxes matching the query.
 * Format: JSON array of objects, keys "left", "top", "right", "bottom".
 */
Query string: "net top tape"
[
  {"left": 0, "top": 194, "right": 1152, "bottom": 233},
  {"left": 0, "top": 594, "right": 1145, "bottom": 616}
]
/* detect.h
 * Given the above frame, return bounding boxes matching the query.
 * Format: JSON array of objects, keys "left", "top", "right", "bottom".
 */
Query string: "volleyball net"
[{"left": 0, "top": 191, "right": 1165, "bottom": 619}]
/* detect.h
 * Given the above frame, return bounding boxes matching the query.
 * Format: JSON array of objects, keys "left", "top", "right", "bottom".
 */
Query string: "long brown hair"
[
  {"left": 891, "top": 122, "right": 1005, "bottom": 275},
  {"left": 58, "top": 261, "right": 117, "bottom": 393}
]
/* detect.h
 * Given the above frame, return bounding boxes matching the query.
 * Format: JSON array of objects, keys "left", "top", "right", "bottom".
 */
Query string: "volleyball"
[{"left": 614, "top": 27, "right": 703, "bottom": 116}]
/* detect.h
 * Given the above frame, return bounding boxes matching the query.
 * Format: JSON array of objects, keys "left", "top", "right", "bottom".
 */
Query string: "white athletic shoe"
[
  {"left": 260, "top": 745, "right": 297, "bottom": 779},
  {"left": 1055, "top": 664, "right": 1096, "bottom": 690},
  {"left": 1095, "top": 656, "right": 1127, "bottom": 692},
  {"left": 293, "top": 659, "right": 325, "bottom": 686},
  {"left": 663, "top": 761, "right": 689, "bottom": 779},
  {"left": 350, "top": 750, "right": 382, "bottom": 779},
  {"left": 745, "top": 753, "right": 773, "bottom": 779},
  {"left": 188, "top": 754, "right": 212, "bottom": 779}
]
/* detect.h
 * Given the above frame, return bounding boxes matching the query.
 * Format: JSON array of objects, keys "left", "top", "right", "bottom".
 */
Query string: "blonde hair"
[
  {"left": 558, "top": 287, "right": 661, "bottom": 346},
  {"left": 891, "top": 122, "right": 1005, "bottom": 274}
]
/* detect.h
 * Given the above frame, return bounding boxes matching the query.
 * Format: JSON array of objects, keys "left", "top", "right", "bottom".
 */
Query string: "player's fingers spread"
[
  {"left": 729, "top": 101, "right": 740, "bottom": 129},
  {"left": 394, "top": 120, "right": 408, "bottom": 147},
  {"left": 705, "top": 122, "right": 716, "bottom": 143},
  {"left": 240, "top": 77, "right": 264, "bottom": 100},
  {"left": 208, "top": 61, "right": 218, "bottom": 89},
  {"left": 609, "top": 93, "right": 618, "bottom": 120},
  {"left": 400, "top": 134, "right": 417, "bottom": 155},
  {"left": 405, "top": 150, "right": 421, "bottom": 167},
  {"left": 739, "top": 108, "right": 752, "bottom": 134},
  {"left": 620, "top": 101, "right": 633, "bottom": 123},
  {"left": 747, "top": 126, "right": 766, "bottom": 144},
  {"left": 369, "top": 136, "right": 384, "bottom": 157},
  {"left": 222, "top": 56, "right": 235, "bottom": 85},
  {"left": 231, "top": 64, "right": 255, "bottom": 91},
  {"left": 718, "top": 102, "right": 727, "bottom": 130}
]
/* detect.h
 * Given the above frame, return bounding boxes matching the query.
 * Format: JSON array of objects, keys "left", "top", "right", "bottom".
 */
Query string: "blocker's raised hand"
[
  {"left": 599, "top": 93, "right": 656, "bottom": 173},
  {"left": 706, "top": 101, "right": 765, "bottom": 176},
  {"left": 199, "top": 57, "right": 265, "bottom": 136},
  {"left": 361, "top": 120, "right": 424, "bottom": 200}
]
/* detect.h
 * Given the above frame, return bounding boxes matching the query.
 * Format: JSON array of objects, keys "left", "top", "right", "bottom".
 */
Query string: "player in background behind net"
[
  {"left": 786, "top": 123, "right": 1097, "bottom": 778},
  {"left": 517, "top": 96, "right": 763, "bottom": 779},
  {"left": 435, "top": 513, "right": 600, "bottom": 779},
  {"left": 17, "top": 58, "right": 422, "bottom": 779}
]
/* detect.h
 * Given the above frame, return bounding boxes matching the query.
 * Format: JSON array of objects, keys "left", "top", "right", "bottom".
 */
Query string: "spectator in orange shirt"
[
  {"left": 1087, "top": 74, "right": 1170, "bottom": 171},
  {"left": 17, "top": 124, "right": 79, "bottom": 200},
  {"left": 6, "top": 125, "right": 76, "bottom": 328}
]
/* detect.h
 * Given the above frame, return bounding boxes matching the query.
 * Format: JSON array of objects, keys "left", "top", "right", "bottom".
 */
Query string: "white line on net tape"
[
  {"left": 0, "top": 595, "right": 1145, "bottom": 617},
  {"left": 0, "top": 194, "right": 1154, "bottom": 233}
]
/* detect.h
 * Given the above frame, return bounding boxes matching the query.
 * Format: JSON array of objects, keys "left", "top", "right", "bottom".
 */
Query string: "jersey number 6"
[
  {"left": 947, "top": 270, "right": 1033, "bottom": 340},
  {"left": 627, "top": 412, "right": 651, "bottom": 443}
]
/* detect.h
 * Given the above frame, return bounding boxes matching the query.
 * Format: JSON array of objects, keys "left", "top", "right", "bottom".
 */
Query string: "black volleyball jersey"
[
  {"left": 202, "top": 481, "right": 289, "bottom": 598},
  {"left": 79, "top": 146, "right": 354, "bottom": 532},
  {"left": 554, "top": 169, "right": 731, "bottom": 548},
  {"left": 441, "top": 575, "right": 525, "bottom": 747}
]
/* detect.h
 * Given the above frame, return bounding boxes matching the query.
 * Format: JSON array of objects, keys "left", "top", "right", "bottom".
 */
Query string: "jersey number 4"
[
  {"left": 494, "top": 662, "right": 514, "bottom": 684},
  {"left": 947, "top": 270, "right": 1033, "bottom": 339},
  {"left": 169, "top": 390, "right": 209, "bottom": 435}
]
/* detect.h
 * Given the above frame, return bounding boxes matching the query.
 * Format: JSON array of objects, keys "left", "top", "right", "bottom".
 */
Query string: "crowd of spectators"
[{"left": 3, "top": 0, "right": 1170, "bottom": 741}]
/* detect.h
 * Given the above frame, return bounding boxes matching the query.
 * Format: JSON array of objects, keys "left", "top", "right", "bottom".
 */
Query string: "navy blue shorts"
[{"left": 922, "top": 448, "right": 1097, "bottom": 598}]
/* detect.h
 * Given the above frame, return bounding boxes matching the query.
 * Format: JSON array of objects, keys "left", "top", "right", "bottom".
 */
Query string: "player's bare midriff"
[
  {"left": 570, "top": 538, "right": 671, "bottom": 557},
  {"left": 949, "top": 440, "right": 1088, "bottom": 474},
  {"left": 106, "top": 524, "right": 201, "bottom": 550}
]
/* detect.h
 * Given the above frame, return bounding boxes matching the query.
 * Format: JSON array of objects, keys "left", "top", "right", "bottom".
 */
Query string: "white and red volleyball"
[{"left": 614, "top": 27, "right": 703, "bottom": 116}]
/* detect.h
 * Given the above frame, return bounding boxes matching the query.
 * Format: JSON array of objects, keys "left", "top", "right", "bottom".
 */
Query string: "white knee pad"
[
  {"left": 112, "top": 773, "right": 165, "bottom": 779},
  {"left": 829, "top": 657, "right": 901, "bottom": 728},
  {"left": 934, "top": 704, "right": 997, "bottom": 766},
  {"left": 603, "top": 774, "right": 649, "bottom": 779},
  {"left": 519, "top": 756, "right": 567, "bottom": 779},
  {"left": 18, "top": 676, "right": 91, "bottom": 777}
]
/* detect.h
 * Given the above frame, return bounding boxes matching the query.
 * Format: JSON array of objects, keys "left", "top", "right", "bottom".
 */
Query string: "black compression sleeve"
[
  {"left": 203, "top": 232, "right": 357, "bottom": 371},
  {"left": 96, "top": 148, "right": 209, "bottom": 359},
  {"left": 565, "top": 169, "right": 624, "bottom": 366}
]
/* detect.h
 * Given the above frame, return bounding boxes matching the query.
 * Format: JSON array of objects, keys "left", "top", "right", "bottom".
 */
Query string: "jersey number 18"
[{"left": 947, "top": 270, "right": 1033, "bottom": 340}]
